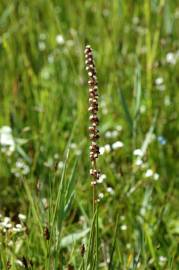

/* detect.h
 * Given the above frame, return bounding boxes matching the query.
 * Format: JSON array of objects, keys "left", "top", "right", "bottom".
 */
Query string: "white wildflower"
[
  {"left": 105, "top": 130, "right": 118, "bottom": 138},
  {"left": 145, "top": 169, "right": 153, "bottom": 178},
  {"left": 99, "top": 146, "right": 105, "bottom": 155},
  {"left": 56, "top": 34, "right": 64, "bottom": 45},
  {"left": 100, "top": 144, "right": 111, "bottom": 155},
  {"left": 133, "top": 149, "right": 143, "bottom": 157},
  {"left": 120, "top": 224, "right": 127, "bottom": 231},
  {"left": 38, "top": 41, "right": 46, "bottom": 51},
  {"left": 12, "top": 159, "right": 30, "bottom": 176},
  {"left": 0, "top": 216, "right": 11, "bottom": 229},
  {"left": 18, "top": 214, "right": 26, "bottom": 221},
  {"left": 126, "top": 243, "right": 131, "bottom": 249},
  {"left": 5, "top": 223, "right": 12, "bottom": 229},
  {"left": 135, "top": 158, "right": 143, "bottom": 166},
  {"left": 155, "top": 77, "right": 164, "bottom": 85},
  {"left": 97, "top": 174, "right": 106, "bottom": 183},
  {"left": 98, "top": 193, "right": 104, "bottom": 199},
  {"left": 57, "top": 161, "right": 64, "bottom": 169},
  {"left": 107, "top": 187, "right": 114, "bottom": 195},
  {"left": 159, "top": 256, "right": 167, "bottom": 266},
  {"left": 112, "top": 141, "right": 124, "bottom": 150},
  {"left": 70, "top": 143, "right": 77, "bottom": 149},
  {"left": 166, "top": 52, "right": 176, "bottom": 65},
  {"left": 4, "top": 217, "right": 10, "bottom": 224},
  {"left": 154, "top": 173, "right": 159, "bottom": 181},
  {"left": 116, "top": 125, "right": 123, "bottom": 131},
  {"left": 0, "top": 126, "right": 15, "bottom": 155},
  {"left": 54, "top": 153, "right": 59, "bottom": 159},
  {"left": 16, "top": 224, "right": 22, "bottom": 229}
]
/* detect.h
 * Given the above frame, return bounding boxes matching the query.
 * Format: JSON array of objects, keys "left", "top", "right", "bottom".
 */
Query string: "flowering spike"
[{"left": 84, "top": 45, "right": 100, "bottom": 191}]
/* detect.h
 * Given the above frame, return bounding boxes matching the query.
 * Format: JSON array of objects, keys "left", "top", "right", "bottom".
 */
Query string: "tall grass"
[{"left": 0, "top": 0, "right": 179, "bottom": 269}]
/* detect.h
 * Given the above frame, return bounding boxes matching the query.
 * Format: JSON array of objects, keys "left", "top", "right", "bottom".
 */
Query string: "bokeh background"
[{"left": 0, "top": 1, "right": 179, "bottom": 269}]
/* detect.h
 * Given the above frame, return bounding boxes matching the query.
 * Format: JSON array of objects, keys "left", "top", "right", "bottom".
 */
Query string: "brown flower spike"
[{"left": 84, "top": 45, "right": 100, "bottom": 187}]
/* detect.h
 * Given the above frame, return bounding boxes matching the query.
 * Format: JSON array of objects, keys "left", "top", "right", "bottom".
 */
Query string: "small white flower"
[
  {"left": 54, "top": 153, "right": 59, "bottom": 159},
  {"left": 100, "top": 144, "right": 111, "bottom": 155},
  {"left": 14, "top": 159, "right": 30, "bottom": 175},
  {"left": 12, "top": 227, "right": 22, "bottom": 233},
  {"left": 4, "top": 217, "right": 10, "bottom": 224},
  {"left": 107, "top": 187, "right": 114, "bottom": 195},
  {"left": 70, "top": 143, "right": 77, "bottom": 149},
  {"left": 105, "top": 130, "right": 118, "bottom": 138},
  {"left": 112, "top": 141, "right": 124, "bottom": 150},
  {"left": 135, "top": 158, "right": 143, "bottom": 166},
  {"left": 111, "top": 130, "right": 119, "bottom": 137},
  {"left": 105, "top": 131, "right": 112, "bottom": 138},
  {"left": 166, "top": 52, "right": 176, "bottom": 65},
  {"left": 126, "top": 243, "right": 131, "bottom": 249},
  {"left": 99, "top": 146, "right": 105, "bottom": 155},
  {"left": 5, "top": 223, "right": 12, "bottom": 229},
  {"left": 133, "top": 149, "right": 143, "bottom": 157},
  {"left": 97, "top": 174, "right": 106, "bottom": 183},
  {"left": 104, "top": 144, "right": 111, "bottom": 153},
  {"left": 154, "top": 173, "right": 159, "bottom": 181},
  {"left": 18, "top": 214, "right": 26, "bottom": 221},
  {"left": 145, "top": 169, "right": 153, "bottom": 178},
  {"left": 120, "top": 224, "right": 127, "bottom": 231},
  {"left": 155, "top": 77, "right": 164, "bottom": 85},
  {"left": 159, "top": 256, "right": 167, "bottom": 266},
  {"left": 0, "top": 126, "right": 15, "bottom": 155},
  {"left": 56, "top": 34, "right": 64, "bottom": 45},
  {"left": 98, "top": 193, "right": 104, "bottom": 199},
  {"left": 16, "top": 224, "right": 22, "bottom": 229},
  {"left": 38, "top": 41, "right": 46, "bottom": 51},
  {"left": 57, "top": 161, "right": 64, "bottom": 169}
]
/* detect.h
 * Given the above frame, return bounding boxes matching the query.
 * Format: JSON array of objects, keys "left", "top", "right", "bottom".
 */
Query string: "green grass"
[{"left": 0, "top": 0, "right": 179, "bottom": 269}]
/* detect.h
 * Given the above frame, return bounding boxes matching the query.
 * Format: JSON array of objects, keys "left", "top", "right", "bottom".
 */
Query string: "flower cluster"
[
  {"left": 0, "top": 126, "right": 15, "bottom": 156},
  {"left": 84, "top": 45, "right": 100, "bottom": 185}
]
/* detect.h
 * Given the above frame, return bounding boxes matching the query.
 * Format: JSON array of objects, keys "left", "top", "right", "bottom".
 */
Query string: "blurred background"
[{"left": 0, "top": 0, "right": 179, "bottom": 268}]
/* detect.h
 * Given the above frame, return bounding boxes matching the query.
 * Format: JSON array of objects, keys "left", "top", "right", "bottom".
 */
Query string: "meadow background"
[{"left": 0, "top": 0, "right": 179, "bottom": 269}]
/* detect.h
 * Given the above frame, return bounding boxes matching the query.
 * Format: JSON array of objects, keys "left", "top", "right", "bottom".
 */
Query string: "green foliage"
[{"left": 0, "top": 0, "right": 179, "bottom": 269}]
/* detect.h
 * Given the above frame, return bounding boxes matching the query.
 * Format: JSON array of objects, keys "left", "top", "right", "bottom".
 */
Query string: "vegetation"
[{"left": 0, "top": 1, "right": 178, "bottom": 269}]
